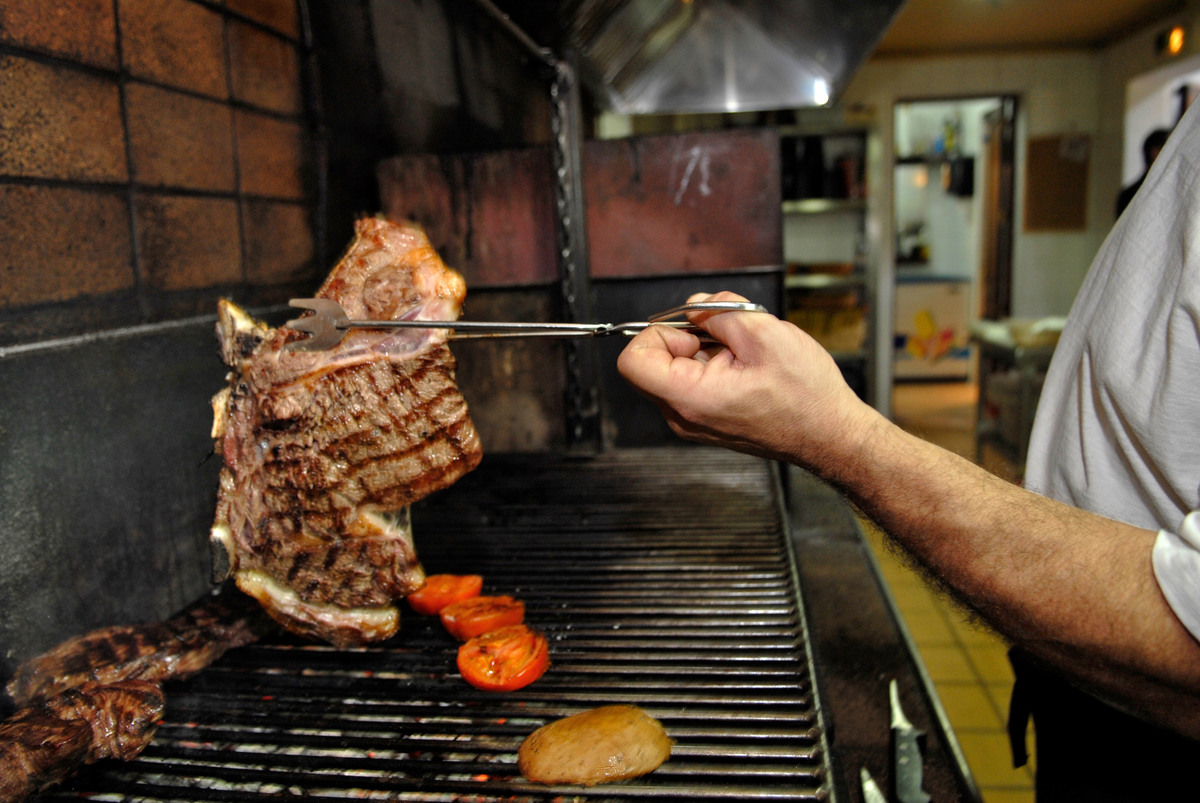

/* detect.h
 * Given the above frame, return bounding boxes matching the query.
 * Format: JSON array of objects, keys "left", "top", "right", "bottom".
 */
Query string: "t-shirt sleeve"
[{"left": 1152, "top": 512, "right": 1200, "bottom": 641}]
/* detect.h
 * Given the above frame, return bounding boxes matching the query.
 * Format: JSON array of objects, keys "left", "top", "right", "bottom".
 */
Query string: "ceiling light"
[
  {"left": 813, "top": 79, "right": 830, "bottom": 107},
  {"left": 1157, "top": 25, "right": 1186, "bottom": 57},
  {"left": 1169, "top": 25, "right": 1186, "bottom": 56}
]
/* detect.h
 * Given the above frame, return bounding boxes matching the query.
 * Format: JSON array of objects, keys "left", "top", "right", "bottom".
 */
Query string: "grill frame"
[{"left": 41, "top": 448, "right": 838, "bottom": 802}]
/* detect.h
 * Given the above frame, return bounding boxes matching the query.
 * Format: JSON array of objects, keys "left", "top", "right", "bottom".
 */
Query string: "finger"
[
  {"left": 657, "top": 401, "right": 770, "bottom": 458},
  {"left": 683, "top": 290, "right": 751, "bottom": 326},
  {"left": 638, "top": 319, "right": 705, "bottom": 359},
  {"left": 692, "top": 342, "right": 728, "bottom": 364},
  {"left": 690, "top": 296, "right": 777, "bottom": 362},
  {"left": 617, "top": 325, "right": 706, "bottom": 401}
]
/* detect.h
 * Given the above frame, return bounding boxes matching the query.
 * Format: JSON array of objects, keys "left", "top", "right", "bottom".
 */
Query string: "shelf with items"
[
  {"left": 895, "top": 154, "right": 971, "bottom": 165},
  {"left": 892, "top": 157, "right": 976, "bottom": 274},
  {"left": 785, "top": 286, "right": 869, "bottom": 361},
  {"left": 779, "top": 124, "right": 874, "bottom": 402},
  {"left": 784, "top": 272, "right": 867, "bottom": 291},
  {"left": 782, "top": 197, "right": 867, "bottom": 215},
  {"left": 894, "top": 155, "right": 975, "bottom": 199},
  {"left": 780, "top": 127, "right": 868, "bottom": 203}
]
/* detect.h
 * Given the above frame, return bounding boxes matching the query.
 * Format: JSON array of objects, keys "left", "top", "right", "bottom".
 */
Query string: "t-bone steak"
[{"left": 209, "top": 216, "right": 483, "bottom": 647}]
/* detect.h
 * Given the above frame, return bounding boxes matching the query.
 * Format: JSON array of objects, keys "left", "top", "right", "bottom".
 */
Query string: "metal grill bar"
[{"left": 42, "top": 448, "right": 832, "bottom": 802}]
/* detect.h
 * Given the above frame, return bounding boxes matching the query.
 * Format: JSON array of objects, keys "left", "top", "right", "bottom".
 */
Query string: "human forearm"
[
  {"left": 820, "top": 411, "right": 1200, "bottom": 734},
  {"left": 617, "top": 295, "right": 1200, "bottom": 734}
]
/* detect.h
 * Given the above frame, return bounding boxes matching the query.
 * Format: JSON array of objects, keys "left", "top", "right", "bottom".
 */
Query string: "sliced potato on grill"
[{"left": 518, "top": 705, "right": 672, "bottom": 786}]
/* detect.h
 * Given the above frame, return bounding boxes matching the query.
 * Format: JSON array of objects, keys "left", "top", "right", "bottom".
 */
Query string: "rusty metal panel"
[
  {"left": 468, "top": 149, "right": 559, "bottom": 287},
  {"left": 376, "top": 154, "right": 468, "bottom": 268},
  {"left": 379, "top": 129, "right": 782, "bottom": 287},
  {"left": 451, "top": 288, "right": 568, "bottom": 454},
  {"left": 378, "top": 150, "right": 557, "bottom": 288},
  {"left": 583, "top": 129, "right": 782, "bottom": 278}
]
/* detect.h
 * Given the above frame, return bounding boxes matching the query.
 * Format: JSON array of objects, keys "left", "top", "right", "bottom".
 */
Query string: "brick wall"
[{"left": 0, "top": 0, "right": 318, "bottom": 347}]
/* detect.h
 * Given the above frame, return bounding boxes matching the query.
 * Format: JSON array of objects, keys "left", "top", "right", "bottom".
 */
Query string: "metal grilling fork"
[{"left": 284, "top": 297, "right": 768, "bottom": 351}]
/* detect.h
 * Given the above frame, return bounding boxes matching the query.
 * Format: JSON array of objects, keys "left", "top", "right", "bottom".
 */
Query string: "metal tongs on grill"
[{"left": 284, "top": 297, "right": 768, "bottom": 351}]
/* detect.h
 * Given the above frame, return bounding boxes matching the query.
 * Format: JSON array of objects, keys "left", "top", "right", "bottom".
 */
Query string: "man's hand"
[
  {"left": 616, "top": 291, "right": 1200, "bottom": 739},
  {"left": 617, "top": 291, "right": 877, "bottom": 466}
]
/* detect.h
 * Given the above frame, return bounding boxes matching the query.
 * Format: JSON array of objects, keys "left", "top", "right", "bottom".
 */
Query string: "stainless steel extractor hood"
[{"left": 560, "top": 0, "right": 905, "bottom": 114}]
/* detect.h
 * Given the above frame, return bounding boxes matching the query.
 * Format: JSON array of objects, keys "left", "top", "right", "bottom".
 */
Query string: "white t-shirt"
[{"left": 1024, "top": 100, "right": 1200, "bottom": 640}]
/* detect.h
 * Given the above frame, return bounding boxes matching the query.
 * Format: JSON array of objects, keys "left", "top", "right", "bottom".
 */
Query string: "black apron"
[{"left": 1008, "top": 648, "right": 1200, "bottom": 800}]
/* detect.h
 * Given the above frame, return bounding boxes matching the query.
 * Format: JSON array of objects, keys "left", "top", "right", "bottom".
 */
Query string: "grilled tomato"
[
  {"left": 457, "top": 624, "right": 550, "bottom": 692},
  {"left": 440, "top": 595, "right": 525, "bottom": 640},
  {"left": 407, "top": 574, "right": 484, "bottom": 616}
]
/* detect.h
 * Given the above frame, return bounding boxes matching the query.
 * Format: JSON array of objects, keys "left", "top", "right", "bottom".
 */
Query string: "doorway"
[{"left": 888, "top": 95, "right": 1016, "bottom": 391}]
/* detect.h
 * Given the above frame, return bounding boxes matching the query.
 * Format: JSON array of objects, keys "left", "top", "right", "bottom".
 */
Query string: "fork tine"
[
  {"left": 284, "top": 297, "right": 349, "bottom": 351},
  {"left": 285, "top": 317, "right": 321, "bottom": 335},
  {"left": 288, "top": 297, "right": 352, "bottom": 324},
  {"left": 284, "top": 324, "right": 345, "bottom": 351}
]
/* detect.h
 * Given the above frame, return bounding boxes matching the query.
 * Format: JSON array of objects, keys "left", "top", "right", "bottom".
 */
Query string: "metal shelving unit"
[{"left": 781, "top": 126, "right": 874, "bottom": 402}]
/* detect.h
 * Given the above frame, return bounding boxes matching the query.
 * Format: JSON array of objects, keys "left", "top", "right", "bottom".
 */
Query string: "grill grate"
[{"left": 43, "top": 448, "right": 832, "bottom": 802}]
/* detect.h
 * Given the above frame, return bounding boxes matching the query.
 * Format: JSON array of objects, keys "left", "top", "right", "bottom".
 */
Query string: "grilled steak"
[
  {"left": 5, "top": 584, "right": 269, "bottom": 708},
  {"left": 0, "top": 680, "right": 163, "bottom": 803},
  {"left": 210, "top": 216, "right": 483, "bottom": 647}
]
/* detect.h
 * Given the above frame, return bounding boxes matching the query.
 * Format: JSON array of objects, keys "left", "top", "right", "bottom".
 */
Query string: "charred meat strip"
[
  {"left": 5, "top": 584, "right": 269, "bottom": 707},
  {"left": 0, "top": 680, "right": 163, "bottom": 803}
]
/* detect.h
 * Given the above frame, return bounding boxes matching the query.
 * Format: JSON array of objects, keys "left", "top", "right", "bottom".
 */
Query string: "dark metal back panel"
[
  {"left": 42, "top": 448, "right": 833, "bottom": 802},
  {"left": 0, "top": 319, "right": 223, "bottom": 676}
]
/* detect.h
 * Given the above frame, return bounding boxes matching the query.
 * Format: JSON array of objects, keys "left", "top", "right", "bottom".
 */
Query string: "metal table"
[{"left": 969, "top": 320, "right": 1058, "bottom": 466}]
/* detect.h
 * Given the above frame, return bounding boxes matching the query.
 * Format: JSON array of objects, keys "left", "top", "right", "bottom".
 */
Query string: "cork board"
[{"left": 1024, "top": 134, "right": 1090, "bottom": 231}]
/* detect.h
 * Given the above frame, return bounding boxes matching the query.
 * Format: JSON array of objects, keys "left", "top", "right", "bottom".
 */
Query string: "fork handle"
[
  {"left": 341, "top": 319, "right": 608, "bottom": 337},
  {"left": 343, "top": 300, "right": 764, "bottom": 335}
]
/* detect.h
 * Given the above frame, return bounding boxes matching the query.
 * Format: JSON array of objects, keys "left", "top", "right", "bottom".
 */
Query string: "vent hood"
[{"left": 560, "top": 0, "right": 906, "bottom": 114}]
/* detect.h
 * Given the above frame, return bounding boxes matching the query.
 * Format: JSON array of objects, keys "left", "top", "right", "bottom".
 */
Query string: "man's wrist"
[{"left": 793, "top": 401, "right": 893, "bottom": 490}]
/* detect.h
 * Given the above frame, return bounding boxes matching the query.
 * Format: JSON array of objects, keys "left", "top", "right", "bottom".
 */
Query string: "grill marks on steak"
[
  {"left": 247, "top": 354, "right": 477, "bottom": 522},
  {"left": 210, "top": 217, "right": 482, "bottom": 647}
]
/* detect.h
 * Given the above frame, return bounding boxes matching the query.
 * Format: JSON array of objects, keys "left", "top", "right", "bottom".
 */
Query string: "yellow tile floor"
[{"left": 869, "top": 382, "right": 1036, "bottom": 802}]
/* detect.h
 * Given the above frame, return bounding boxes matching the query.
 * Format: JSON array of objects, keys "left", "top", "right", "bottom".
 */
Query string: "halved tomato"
[
  {"left": 407, "top": 574, "right": 484, "bottom": 616},
  {"left": 440, "top": 595, "right": 525, "bottom": 641},
  {"left": 457, "top": 624, "right": 550, "bottom": 692}
]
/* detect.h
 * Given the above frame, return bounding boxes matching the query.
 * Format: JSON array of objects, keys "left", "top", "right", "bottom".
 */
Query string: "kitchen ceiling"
[{"left": 873, "top": 0, "right": 1187, "bottom": 57}]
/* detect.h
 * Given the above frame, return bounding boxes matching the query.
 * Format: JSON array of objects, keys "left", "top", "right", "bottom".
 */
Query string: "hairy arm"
[{"left": 617, "top": 292, "right": 1200, "bottom": 736}]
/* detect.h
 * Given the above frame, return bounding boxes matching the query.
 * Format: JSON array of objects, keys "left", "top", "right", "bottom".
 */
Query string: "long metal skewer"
[{"left": 283, "top": 298, "right": 768, "bottom": 351}]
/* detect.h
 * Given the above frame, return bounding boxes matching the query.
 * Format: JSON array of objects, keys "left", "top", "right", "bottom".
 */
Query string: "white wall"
[
  {"left": 841, "top": 51, "right": 1107, "bottom": 317},
  {"left": 1123, "top": 60, "right": 1200, "bottom": 180},
  {"left": 838, "top": 51, "right": 1107, "bottom": 402}
]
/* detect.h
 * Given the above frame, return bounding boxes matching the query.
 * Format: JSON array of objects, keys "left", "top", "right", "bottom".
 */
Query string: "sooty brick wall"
[{"left": 0, "top": 0, "right": 317, "bottom": 347}]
